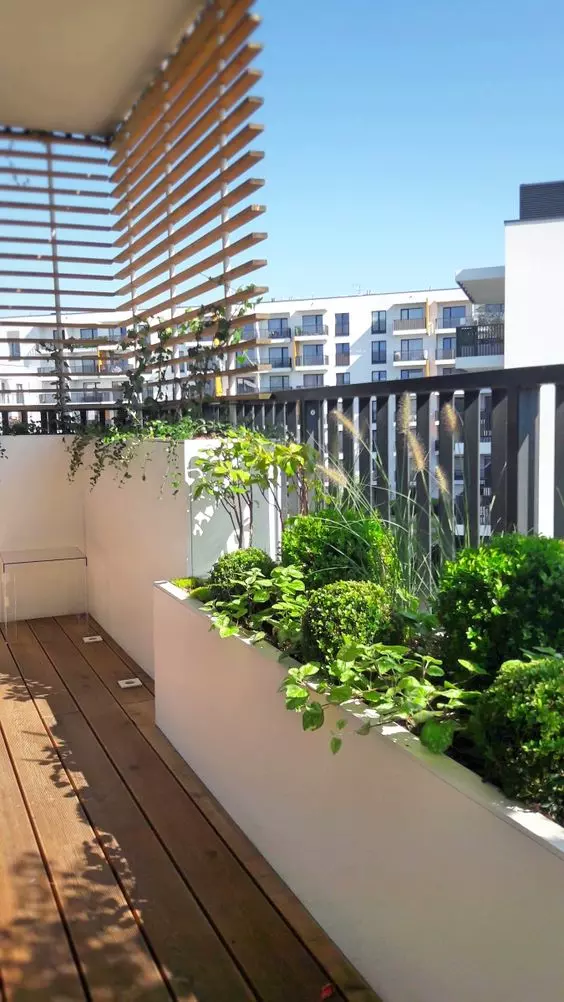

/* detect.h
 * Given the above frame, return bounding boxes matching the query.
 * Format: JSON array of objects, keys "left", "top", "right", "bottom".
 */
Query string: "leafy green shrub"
[
  {"left": 209, "top": 548, "right": 276, "bottom": 601},
  {"left": 471, "top": 656, "right": 564, "bottom": 822},
  {"left": 208, "top": 564, "right": 307, "bottom": 655},
  {"left": 172, "top": 577, "right": 202, "bottom": 592},
  {"left": 302, "top": 580, "right": 393, "bottom": 662},
  {"left": 281, "top": 508, "right": 398, "bottom": 591},
  {"left": 436, "top": 534, "right": 564, "bottom": 679}
]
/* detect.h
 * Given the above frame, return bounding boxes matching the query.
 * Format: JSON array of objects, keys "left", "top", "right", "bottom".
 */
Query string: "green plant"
[
  {"left": 436, "top": 535, "right": 564, "bottom": 680},
  {"left": 171, "top": 577, "right": 203, "bottom": 591},
  {"left": 471, "top": 656, "right": 564, "bottom": 823},
  {"left": 281, "top": 640, "right": 478, "bottom": 754},
  {"left": 281, "top": 508, "right": 398, "bottom": 591},
  {"left": 208, "top": 548, "right": 276, "bottom": 601},
  {"left": 209, "top": 564, "right": 308, "bottom": 655},
  {"left": 301, "top": 580, "right": 393, "bottom": 663},
  {"left": 194, "top": 428, "right": 322, "bottom": 547}
]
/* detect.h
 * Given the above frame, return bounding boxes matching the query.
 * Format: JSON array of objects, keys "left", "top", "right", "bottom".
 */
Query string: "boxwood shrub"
[
  {"left": 436, "top": 534, "right": 564, "bottom": 679},
  {"left": 302, "top": 579, "right": 393, "bottom": 663},
  {"left": 471, "top": 656, "right": 564, "bottom": 823},
  {"left": 281, "top": 508, "right": 398, "bottom": 592},
  {"left": 209, "top": 548, "right": 276, "bottom": 601}
]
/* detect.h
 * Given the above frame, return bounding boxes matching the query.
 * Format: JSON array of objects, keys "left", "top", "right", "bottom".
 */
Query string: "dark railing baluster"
[
  {"left": 274, "top": 401, "right": 285, "bottom": 432},
  {"left": 235, "top": 402, "right": 244, "bottom": 427},
  {"left": 243, "top": 403, "right": 254, "bottom": 428},
  {"left": 505, "top": 388, "right": 519, "bottom": 531},
  {"left": 326, "top": 398, "right": 339, "bottom": 493},
  {"left": 438, "top": 391, "right": 455, "bottom": 558},
  {"left": 285, "top": 400, "right": 297, "bottom": 441},
  {"left": 554, "top": 386, "right": 564, "bottom": 538},
  {"left": 395, "top": 394, "right": 409, "bottom": 568},
  {"left": 48, "top": 411, "right": 58, "bottom": 434},
  {"left": 80, "top": 409, "right": 88, "bottom": 428},
  {"left": 374, "top": 395, "right": 390, "bottom": 519},
  {"left": 490, "top": 388, "right": 508, "bottom": 532},
  {"left": 357, "top": 395, "right": 371, "bottom": 503},
  {"left": 302, "top": 400, "right": 321, "bottom": 448},
  {"left": 341, "top": 397, "right": 354, "bottom": 479},
  {"left": 2, "top": 412, "right": 9, "bottom": 434},
  {"left": 517, "top": 387, "right": 539, "bottom": 535},
  {"left": 415, "top": 392, "right": 431, "bottom": 565},
  {"left": 463, "top": 389, "right": 481, "bottom": 547},
  {"left": 40, "top": 409, "right": 49, "bottom": 434}
]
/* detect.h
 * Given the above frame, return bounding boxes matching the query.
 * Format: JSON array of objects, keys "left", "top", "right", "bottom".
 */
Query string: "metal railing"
[
  {"left": 260, "top": 326, "right": 292, "bottom": 339},
  {"left": 293, "top": 325, "right": 329, "bottom": 337},
  {"left": 295, "top": 354, "right": 329, "bottom": 367},
  {"left": 436, "top": 316, "right": 467, "bottom": 330},
  {"left": 436, "top": 347, "right": 456, "bottom": 360},
  {"left": 204, "top": 364, "right": 564, "bottom": 546},
  {"left": 394, "top": 349, "right": 428, "bottom": 362},
  {"left": 393, "top": 317, "right": 426, "bottom": 331},
  {"left": 457, "top": 323, "right": 505, "bottom": 358},
  {"left": 267, "top": 357, "right": 292, "bottom": 369}
]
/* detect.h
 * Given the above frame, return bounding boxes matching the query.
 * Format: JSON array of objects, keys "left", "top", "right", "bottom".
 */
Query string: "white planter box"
[{"left": 154, "top": 582, "right": 564, "bottom": 1002}]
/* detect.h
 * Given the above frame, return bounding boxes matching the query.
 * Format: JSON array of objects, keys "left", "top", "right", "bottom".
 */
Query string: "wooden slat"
[
  {"left": 0, "top": 199, "right": 110, "bottom": 216},
  {"left": 116, "top": 193, "right": 265, "bottom": 286},
  {"left": 29, "top": 618, "right": 346, "bottom": 1002},
  {"left": 128, "top": 231, "right": 266, "bottom": 310},
  {"left": 114, "top": 68, "right": 261, "bottom": 220},
  {"left": 146, "top": 285, "right": 268, "bottom": 335},
  {"left": 0, "top": 184, "right": 113, "bottom": 200},
  {"left": 0, "top": 218, "right": 112, "bottom": 232},
  {"left": 0, "top": 147, "right": 112, "bottom": 167},
  {"left": 115, "top": 97, "right": 262, "bottom": 223},
  {"left": 0, "top": 635, "right": 169, "bottom": 1000},
  {"left": 134, "top": 258, "right": 266, "bottom": 321},
  {"left": 114, "top": 146, "right": 263, "bottom": 249},
  {"left": 0, "top": 166, "right": 113, "bottom": 183},
  {"left": 8, "top": 621, "right": 256, "bottom": 1002},
  {"left": 0, "top": 721, "right": 86, "bottom": 1001},
  {"left": 112, "top": 2, "right": 258, "bottom": 165},
  {"left": 0, "top": 270, "right": 113, "bottom": 281}
]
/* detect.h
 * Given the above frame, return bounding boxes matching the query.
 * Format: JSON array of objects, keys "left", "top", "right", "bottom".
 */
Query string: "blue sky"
[{"left": 257, "top": 0, "right": 564, "bottom": 299}]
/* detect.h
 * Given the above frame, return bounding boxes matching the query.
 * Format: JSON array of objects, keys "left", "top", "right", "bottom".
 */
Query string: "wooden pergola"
[{"left": 0, "top": 0, "right": 267, "bottom": 385}]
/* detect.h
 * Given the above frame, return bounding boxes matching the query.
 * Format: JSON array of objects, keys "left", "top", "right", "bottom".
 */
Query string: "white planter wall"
[
  {"left": 0, "top": 436, "right": 86, "bottom": 619},
  {"left": 154, "top": 583, "right": 564, "bottom": 1002}
]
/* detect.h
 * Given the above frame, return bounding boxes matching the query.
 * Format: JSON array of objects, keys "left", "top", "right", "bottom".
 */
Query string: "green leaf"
[
  {"left": 302, "top": 702, "right": 325, "bottom": 731},
  {"left": 458, "top": 658, "right": 488, "bottom": 675},
  {"left": 420, "top": 719, "right": 456, "bottom": 754},
  {"left": 336, "top": 718, "right": 347, "bottom": 731},
  {"left": 330, "top": 736, "right": 342, "bottom": 754},
  {"left": 327, "top": 684, "right": 354, "bottom": 704},
  {"left": 356, "top": 721, "right": 371, "bottom": 736},
  {"left": 425, "top": 664, "right": 445, "bottom": 677}
]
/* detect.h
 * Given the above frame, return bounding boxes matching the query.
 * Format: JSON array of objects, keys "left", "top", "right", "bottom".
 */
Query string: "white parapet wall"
[
  {"left": 154, "top": 582, "right": 564, "bottom": 1002},
  {"left": 0, "top": 435, "right": 277, "bottom": 673}
]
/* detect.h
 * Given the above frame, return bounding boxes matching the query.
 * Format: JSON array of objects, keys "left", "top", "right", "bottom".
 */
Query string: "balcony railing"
[
  {"left": 436, "top": 316, "right": 467, "bottom": 330},
  {"left": 261, "top": 327, "right": 292, "bottom": 340},
  {"left": 295, "top": 354, "right": 329, "bottom": 367},
  {"left": 457, "top": 323, "right": 505, "bottom": 358},
  {"left": 335, "top": 353, "right": 350, "bottom": 366},
  {"left": 393, "top": 317, "right": 426, "bottom": 332},
  {"left": 394, "top": 349, "right": 428, "bottom": 362},
  {"left": 293, "top": 325, "right": 329, "bottom": 337},
  {"left": 436, "top": 347, "right": 456, "bottom": 361},
  {"left": 267, "top": 357, "right": 292, "bottom": 369}
]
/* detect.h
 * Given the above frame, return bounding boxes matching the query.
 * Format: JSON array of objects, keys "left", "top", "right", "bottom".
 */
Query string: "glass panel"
[
  {"left": 302, "top": 314, "right": 323, "bottom": 330},
  {"left": 400, "top": 307, "right": 424, "bottom": 320}
]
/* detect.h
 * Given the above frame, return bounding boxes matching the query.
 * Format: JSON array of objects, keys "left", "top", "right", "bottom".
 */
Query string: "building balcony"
[
  {"left": 267, "top": 357, "right": 292, "bottom": 370},
  {"left": 295, "top": 354, "right": 329, "bottom": 368},
  {"left": 393, "top": 317, "right": 427, "bottom": 334},
  {"left": 293, "top": 325, "right": 329, "bottom": 339},
  {"left": 393, "top": 348, "right": 428, "bottom": 365},
  {"left": 257, "top": 325, "right": 292, "bottom": 342},
  {"left": 455, "top": 323, "right": 505, "bottom": 369},
  {"left": 435, "top": 347, "right": 456, "bottom": 363}
]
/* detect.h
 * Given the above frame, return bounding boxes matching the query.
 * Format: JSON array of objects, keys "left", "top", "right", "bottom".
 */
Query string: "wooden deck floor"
[{"left": 0, "top": 616, "right": 378, "bottom": 1002}]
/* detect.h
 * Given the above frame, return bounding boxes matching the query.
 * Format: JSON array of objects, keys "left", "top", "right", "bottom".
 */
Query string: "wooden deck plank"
[
  {"left": 60, "top": 617, "right": 379, "bottom": 1002},
  {"left": 0, "top": 724, "right": 87, "bottom": 1002},
  {"left": 85, "top": 615, "right": 155, "bottom": 693},
  {"left": 0, "top": 637, "right": 170, "bottom": 1002},
  {"left": 30, "top": 617, "right": 343, "bottom": 1002},
  {"left": 55, "top": 616, "right": 153, "bottom": 708},
  {"left": 7, "top": 622, "right": 256, "bottom": 1002}
]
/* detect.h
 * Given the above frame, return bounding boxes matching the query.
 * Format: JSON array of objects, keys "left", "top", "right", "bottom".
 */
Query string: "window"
[
  {"left": 303, "top": 373, "right": 324, "bottom": 387},
  {"left": 400, "top": 338, "right": 423, "bottom": 360},
  {"left": 372, "top": 370, "right": 387, "bottom": 382},
  {"left": 236, "top": 377, "right": 256, "bottom": 394},
  {"left": 400, "top": 306, "right": 424, "bottom": 320},
  {"left": 79, "top": 327, "right": 97, "bottom": 340},
  {"left": 400, "top": 369, "right": 424, "bottom": 379},
  {"left": 442, "top": 305, "right": 466, "bottom": 325},
  {"left": 301, "top": 314, "right": 323, "bottom": 333},
  {"left": 335, "top": 343, "right": 350, "bottom": 365},
  {"left": 454, "top": 456, "right": 464, "bottom": 482},
  {"left": 0, "top": 380, "right": 8, "bottom": 401},
  {"left": 82, "top": 359, "right": 96, "bottom": 374},
  {"left": 484, "top": 303, "right": 504, "bottom": 317},
  {"left": 371, "top": 310, "right": 386, "bottom": 334},
  {"left": 267, "top": 317, "right": 289, "bottom": 337},
  {"left": 302, "top": 344, "right": 325, "bottom": 364},
  {"left": 15, "top": 384, "right": 24, "bottom": 404},
  {"left": 441, "top": 367, "right": 456, "bottom": 376},
  {"left": 242, "top": 322, "right": 255, "bottom": 337},
  {"left": 106, "top": 326, "right": 126, "bottom": 340},
  {"left": 371, "top": 340, "right": 386, "bottom": 364},
  {"left": 269, "top": 375, "right": 290, "bottom": 390},
  {"left": 336, "top": 372, "right": 350, "bottom": 386},
  {"left": 8, "top": 332, "right": 20, "bottom": 358},
  {"left": 335, "top": 312, "right": 349, "bottom": 336},
  {"left": 268, "top": 346, "right": 290, "bottom": 367},
  {"left": 442, "top": 336, "right": 456, "bottom": 352}
]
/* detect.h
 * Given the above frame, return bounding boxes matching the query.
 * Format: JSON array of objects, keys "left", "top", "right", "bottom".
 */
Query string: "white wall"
[
  {"left": 0, "top": 436, "right": 86, "bottom": 619},
  {"left": 155, "top": 585, "right": 564, "bottom": 1002}
]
